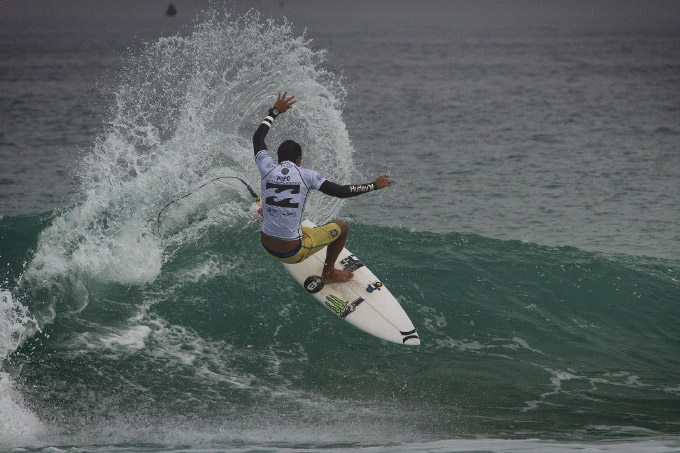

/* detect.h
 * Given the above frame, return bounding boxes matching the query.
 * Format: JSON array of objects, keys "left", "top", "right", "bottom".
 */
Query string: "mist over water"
[{"left": 1, "top": 3, "right": 679, "bottom": 452}]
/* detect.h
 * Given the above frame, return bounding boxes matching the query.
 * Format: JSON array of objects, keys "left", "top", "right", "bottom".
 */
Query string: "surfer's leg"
[{"left": 321, "top": 220, "right": 353, "bottom": 283}]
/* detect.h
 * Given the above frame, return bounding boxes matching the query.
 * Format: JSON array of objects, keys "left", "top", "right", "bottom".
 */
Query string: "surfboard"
[{"left": 283, "top": 219, "right": 420, "bottom": 345}]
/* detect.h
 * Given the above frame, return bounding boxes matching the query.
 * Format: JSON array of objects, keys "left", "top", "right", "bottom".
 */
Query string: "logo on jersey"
[
  {"left": 265, "top": 182, "right": 300, "bottom": 208},
  {"left": 281, "top": 168, "right": 289, "bottom": 175}
]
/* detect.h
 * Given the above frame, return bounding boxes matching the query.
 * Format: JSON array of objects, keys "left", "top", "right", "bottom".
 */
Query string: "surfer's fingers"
[
  {"left": 374, "top": 174, "right": 391, "bottom": 189},
  {"left": 275, "top": 92, "right": 295, "bottom": 109}
]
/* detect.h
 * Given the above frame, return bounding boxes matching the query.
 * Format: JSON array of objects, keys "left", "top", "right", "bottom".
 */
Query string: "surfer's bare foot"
[{"left": 321, "top": 268, "right": 353, "bottom": 284}]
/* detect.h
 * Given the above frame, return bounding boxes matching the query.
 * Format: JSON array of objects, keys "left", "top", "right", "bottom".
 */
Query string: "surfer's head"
[{"left": 277, "top": 140, "right": 302, "bottom": 165}]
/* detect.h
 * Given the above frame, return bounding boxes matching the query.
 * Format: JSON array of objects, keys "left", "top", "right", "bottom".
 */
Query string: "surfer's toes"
[
  {"left": 341, "top": 271, "right": 354, "bottom": 282},
  {"left": 322, "top": 269, "right": 354, "bottom": 284}
]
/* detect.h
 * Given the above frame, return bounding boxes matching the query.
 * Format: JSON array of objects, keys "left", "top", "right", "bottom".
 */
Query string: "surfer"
[{"left": 253, "top": 92, "right": 391, "bottom": 283}]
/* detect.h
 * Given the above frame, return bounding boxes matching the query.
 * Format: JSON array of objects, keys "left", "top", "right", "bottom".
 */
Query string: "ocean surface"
[{"left": 1, "top": 1, "right": 679, "bottom": 451}]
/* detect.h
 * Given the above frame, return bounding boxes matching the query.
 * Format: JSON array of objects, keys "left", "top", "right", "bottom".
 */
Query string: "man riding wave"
[{"left": 253, "top": 92, "right": 391, "bottom": 283}]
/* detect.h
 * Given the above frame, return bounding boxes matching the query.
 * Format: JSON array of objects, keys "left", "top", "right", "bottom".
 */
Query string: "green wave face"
[{"left": 2, "top": 212, "right": 679, "bottom": 445}]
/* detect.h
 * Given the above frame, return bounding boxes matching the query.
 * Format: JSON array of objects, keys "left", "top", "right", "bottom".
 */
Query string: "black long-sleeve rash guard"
[
  {"left": 252, "top": 122, "right": 271, "bottom": 156},
  {"left": 252, "top": 113, "right": 376, "bottom": 199},
  {"left": 319, "top": 180, "right": 376, "bottom": 198}
]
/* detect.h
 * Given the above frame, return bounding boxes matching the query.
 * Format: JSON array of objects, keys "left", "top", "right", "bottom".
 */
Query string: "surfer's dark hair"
[{"left": 277, "top": 140, "right": 302, "bottom": 164}]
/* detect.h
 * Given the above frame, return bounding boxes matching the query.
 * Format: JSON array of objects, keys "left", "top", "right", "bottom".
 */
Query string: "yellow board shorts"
[{"left": 262, "top": 222, "right": 342, "bottom": 264}]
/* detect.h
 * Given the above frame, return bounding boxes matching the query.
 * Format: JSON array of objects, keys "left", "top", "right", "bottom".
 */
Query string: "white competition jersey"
[{"left": 255, "top": 149, "right": 326, "bottom": 240}]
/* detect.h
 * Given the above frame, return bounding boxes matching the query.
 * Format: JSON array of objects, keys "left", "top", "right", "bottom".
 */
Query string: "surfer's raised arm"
[
  {"left": 252, "top": 92, "right": 296, "bottom": 155},
  {"left": 253, "top": 90, "right": 392, "bottom": 284}
]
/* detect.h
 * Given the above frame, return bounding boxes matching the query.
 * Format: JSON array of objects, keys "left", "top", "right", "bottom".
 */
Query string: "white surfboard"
[{"left": 283, "top": 219, "right": 420, "bottom": 345}]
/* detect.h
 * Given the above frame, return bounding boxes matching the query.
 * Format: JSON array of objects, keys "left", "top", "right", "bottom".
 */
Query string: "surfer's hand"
[
  {"left": 273, "top": 91, "right": 296, "bottom": 114},
  {"left": 374, "top": 175, "right": 391, "bottom": 189}
]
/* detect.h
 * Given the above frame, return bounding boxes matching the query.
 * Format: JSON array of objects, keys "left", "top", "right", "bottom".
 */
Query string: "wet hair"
[{"left": 277, "top": 140, "right": 302, "bottom": 164}]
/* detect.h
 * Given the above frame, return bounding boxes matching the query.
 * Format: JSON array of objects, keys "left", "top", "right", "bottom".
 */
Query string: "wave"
[
  {"left": 2, "top": 210, "right": 679, "bottom": 447},
  {"left": 1, "top": 9, "right": 356, "bottom": 447}
]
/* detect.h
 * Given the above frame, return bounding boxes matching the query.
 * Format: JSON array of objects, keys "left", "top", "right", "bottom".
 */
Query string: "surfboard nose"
[{"left": 404, "top": 337, "right": 420, "bottom": 345}]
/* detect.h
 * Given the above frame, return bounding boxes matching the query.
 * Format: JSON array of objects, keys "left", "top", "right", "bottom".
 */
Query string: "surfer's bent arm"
[
  {"left": 253, "top": 92, "right": 296, "bottom": 156},
  {"left": 319, "top": 175, "right": 391, "bottom": 198},
  {"left": 319, "top": 181, "right": 376, "bottom": 198}
]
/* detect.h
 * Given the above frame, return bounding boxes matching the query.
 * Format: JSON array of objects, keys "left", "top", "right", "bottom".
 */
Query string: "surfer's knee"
[{"left": 335, "top": 220, "right": 348, "bottom": 236}]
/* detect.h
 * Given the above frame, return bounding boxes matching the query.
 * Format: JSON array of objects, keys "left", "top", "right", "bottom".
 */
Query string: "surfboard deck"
[{"left": 283, "top": 219, "right": 420, "bottom": 345}]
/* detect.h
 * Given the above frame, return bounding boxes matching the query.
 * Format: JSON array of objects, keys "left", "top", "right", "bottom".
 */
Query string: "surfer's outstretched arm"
[
  {"left": 319, "top": 175, "right": 391, "bottom": 198},
  {"left": 252, "top": 92, "right": 296, "bottom": 155}
]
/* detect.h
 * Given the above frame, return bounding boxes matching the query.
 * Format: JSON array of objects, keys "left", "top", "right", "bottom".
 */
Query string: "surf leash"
[{"left": 156, "top": 176, "right": 259, "bottom": 235}]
